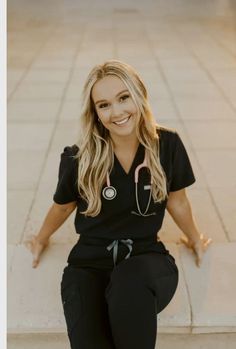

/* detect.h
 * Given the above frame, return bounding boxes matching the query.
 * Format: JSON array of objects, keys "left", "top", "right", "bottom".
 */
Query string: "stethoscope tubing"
[{"left": 102, "top": 150, "right": 156, "bottom": 217}]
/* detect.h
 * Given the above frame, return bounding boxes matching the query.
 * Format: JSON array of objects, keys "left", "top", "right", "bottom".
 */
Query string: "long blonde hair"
[{"left": 74, "top": 59, "right": 168, "bottom": 217}]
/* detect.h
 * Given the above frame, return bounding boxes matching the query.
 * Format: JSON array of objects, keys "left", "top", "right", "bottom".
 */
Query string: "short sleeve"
[
  {"left": 53, "top": 145, "right": 79, "bottom": 204},
  {"left": 169, "top": 132, "right": 196, "bottom": 192}
]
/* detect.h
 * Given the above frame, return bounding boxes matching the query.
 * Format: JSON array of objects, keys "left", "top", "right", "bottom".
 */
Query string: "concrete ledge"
[
  {"left": 8, "top": 333, "right": 236, "bottom": 349},
  {"left": 7, "top": 242, "right": 236, "bottom": 335}
]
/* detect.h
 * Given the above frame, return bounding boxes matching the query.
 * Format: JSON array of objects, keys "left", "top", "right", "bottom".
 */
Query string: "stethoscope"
[{"left": 102, "top": 150, "right": 157, "bottom": 217}]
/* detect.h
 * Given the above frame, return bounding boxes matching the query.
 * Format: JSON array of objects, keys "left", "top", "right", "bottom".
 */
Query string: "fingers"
[
  {"left": 194, "top": 245, "right": 203, "bottom": 267},
  {"left": 23, "top": 235, "right": 45, "bottom": 268},
  {"left": 180, "top": 235, "right": 213, "bottom": 249},
  {"left": 196, "top": 256, "right": 201, "bottom": 268},
  {"left": 32, "top": 246, "right": 42, "bottom": 268},
  {"left": 203, "top": 237, "right": 213, "bottom": 249},
  {"left": 194, "top": 236, "right": 213, "bottom": 267},
  {"left": 179, "top": 234, "right": 213, "bottom": 268},
  {"left": 179, "top": 237, "right": 188, "bottom": 246},
  {"left": 32, "top": 256, "right": 39, "bottom": 268},
  {"left": 199, "top": 237, "right": 212, "bottom": 253},
  {"left": 180, "top": 237, "right": 201, "bottom": 267}
]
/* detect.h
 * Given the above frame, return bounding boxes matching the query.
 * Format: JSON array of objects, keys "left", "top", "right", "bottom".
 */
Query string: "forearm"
[
  {"left": 167, "top": 196, "right": 201, "bottom": 244},
  {"left": 36, "top": 204, "right": 73, "bottom": 243}
]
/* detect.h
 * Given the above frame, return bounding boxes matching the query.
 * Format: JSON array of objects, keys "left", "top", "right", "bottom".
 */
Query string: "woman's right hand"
[{"left": 24, "top": 234, "right": 49, "bottom": 268}]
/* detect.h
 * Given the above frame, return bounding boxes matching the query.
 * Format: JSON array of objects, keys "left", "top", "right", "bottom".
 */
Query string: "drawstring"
[{"left": 106, "top": 239, "right": 133, "bottom": 266}]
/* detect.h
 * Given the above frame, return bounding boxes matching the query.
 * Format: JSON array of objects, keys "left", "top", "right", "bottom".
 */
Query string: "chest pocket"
[{"left": 130, "top": 169, "right": 166, "bottom": 217}]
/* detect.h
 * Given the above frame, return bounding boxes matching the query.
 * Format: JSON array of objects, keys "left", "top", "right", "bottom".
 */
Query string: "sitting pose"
[{"left": 25, "top": 59, "right": 212, "bottom": 349}]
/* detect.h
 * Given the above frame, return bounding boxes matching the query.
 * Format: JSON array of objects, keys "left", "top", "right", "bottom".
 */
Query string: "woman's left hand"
[{"left": 178, "top": 233, "right": 213, "bottom": 268}]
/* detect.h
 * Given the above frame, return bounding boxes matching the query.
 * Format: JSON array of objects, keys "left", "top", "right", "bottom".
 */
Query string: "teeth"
[{"left": 114, "top": 116, "right": 130, "bottom": 125}]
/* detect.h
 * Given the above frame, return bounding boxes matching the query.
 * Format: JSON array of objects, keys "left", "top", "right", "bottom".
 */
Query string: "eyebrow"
[{"left": 94, "top": 89, "right": 129, "bottom": 105}]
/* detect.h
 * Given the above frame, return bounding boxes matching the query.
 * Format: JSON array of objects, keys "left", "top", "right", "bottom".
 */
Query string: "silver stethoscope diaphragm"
[
  {"left": 102, "top": 185, "right": 117, "bottom": 200},
  {"left": 102, "top": 149, "right": 156, "bottom": 217}
]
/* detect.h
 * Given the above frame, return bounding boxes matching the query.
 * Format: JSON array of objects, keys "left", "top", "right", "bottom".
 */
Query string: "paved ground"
[{"left": 7, "top": 0, "right": 236, "bottom": 344}]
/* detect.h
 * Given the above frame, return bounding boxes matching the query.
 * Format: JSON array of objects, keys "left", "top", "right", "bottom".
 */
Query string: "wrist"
[
  {"left": 187, "top": 233, "right": 202, "bottom": 246},
  {"left": 35, "top": 235, "right": 50, "bottom": 246}
]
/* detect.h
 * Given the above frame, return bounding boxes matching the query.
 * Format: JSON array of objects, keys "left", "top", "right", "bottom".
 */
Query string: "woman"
[{"left": 25, "top": 59, "right": 212, "bottom": 349}]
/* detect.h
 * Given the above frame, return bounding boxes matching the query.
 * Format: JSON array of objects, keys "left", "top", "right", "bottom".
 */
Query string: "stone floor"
[{"left": 7, "top": 0, "right": 236, "bottom": 347}]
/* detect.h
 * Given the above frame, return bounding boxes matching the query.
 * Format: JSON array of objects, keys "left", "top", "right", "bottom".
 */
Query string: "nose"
[{"left": 111, "top": 102, "right": 123, "bottom": 118}]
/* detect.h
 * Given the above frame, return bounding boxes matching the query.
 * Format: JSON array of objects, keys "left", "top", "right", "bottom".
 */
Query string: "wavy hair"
[{"left": 74, "top": 59, "right": 168, "bottom": 217}]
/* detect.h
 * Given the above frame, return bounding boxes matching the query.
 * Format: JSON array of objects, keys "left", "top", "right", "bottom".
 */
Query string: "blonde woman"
[{"left": 25, "top": 59, "right": 212, "bottom": 349}]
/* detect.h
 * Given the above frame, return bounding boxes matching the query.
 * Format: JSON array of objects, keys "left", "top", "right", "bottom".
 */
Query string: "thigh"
[
  {"left": 106, "top": 253, "right": 179, "bottom": 313},
  {"left": 108, "top": 252, "right": 178, "bottom": 284},
  {"left": 61, "top": 265, "right": 115, "bottom": 349}
]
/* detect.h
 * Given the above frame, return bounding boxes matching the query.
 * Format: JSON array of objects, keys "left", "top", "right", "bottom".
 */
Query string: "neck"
[{"left": 110, "top": 134, "right": 139, "bottom": 152}]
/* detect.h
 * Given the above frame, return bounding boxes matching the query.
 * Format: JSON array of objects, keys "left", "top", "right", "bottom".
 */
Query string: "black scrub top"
[{"left": 53, "top": 125, "right": 196, "bottom": 268}]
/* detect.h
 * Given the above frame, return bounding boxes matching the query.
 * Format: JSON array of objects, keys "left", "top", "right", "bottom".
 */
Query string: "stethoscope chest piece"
[
  {"left": 102, "top": 149, "right": 156, "bottom": 216},
  {"left": 102, "top": 186, "right": 117, "bottom": 200}
]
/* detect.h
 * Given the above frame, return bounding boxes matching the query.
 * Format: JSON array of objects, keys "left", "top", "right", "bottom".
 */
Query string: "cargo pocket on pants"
[{"left": 61, "top": 268, "right": 83, "bottom": 336}]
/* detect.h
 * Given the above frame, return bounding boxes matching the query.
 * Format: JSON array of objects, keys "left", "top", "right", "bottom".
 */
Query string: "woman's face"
[{"left": 91, "top": 75, "right": 138, "bottom": 141}]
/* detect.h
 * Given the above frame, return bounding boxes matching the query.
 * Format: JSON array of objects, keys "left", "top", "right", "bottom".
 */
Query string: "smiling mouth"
[{"left": 113, "top": 115, "right": 131, "bottom": 125}]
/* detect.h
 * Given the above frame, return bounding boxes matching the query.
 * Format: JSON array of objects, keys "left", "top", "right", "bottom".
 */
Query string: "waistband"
[
  {"left": 78, "top": 235, "right": 159, "bottom": 246},
  {"left": 78, "top": 235, "right": 160, "bottom": 267}
]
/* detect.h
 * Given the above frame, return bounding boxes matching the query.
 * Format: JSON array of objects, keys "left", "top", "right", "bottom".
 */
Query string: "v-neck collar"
[{"left": 114, "top": 142, "right": 144, "bottom": 176}]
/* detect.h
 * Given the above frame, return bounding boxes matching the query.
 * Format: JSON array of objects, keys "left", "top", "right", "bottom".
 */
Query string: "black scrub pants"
[{"left": 61, "top": 252, "right": 179, "bottom": 349}]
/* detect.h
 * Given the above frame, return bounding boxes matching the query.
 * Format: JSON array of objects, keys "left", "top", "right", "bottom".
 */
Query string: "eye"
[
  {"left": 120, "top": 94, "right": 130, "bottom": 101},
  {"left": 99, "top": 103, "right": 109, "bottom": 109},
  {"left": 98, "top": 94, "right": 130, "bottom": 109}
]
